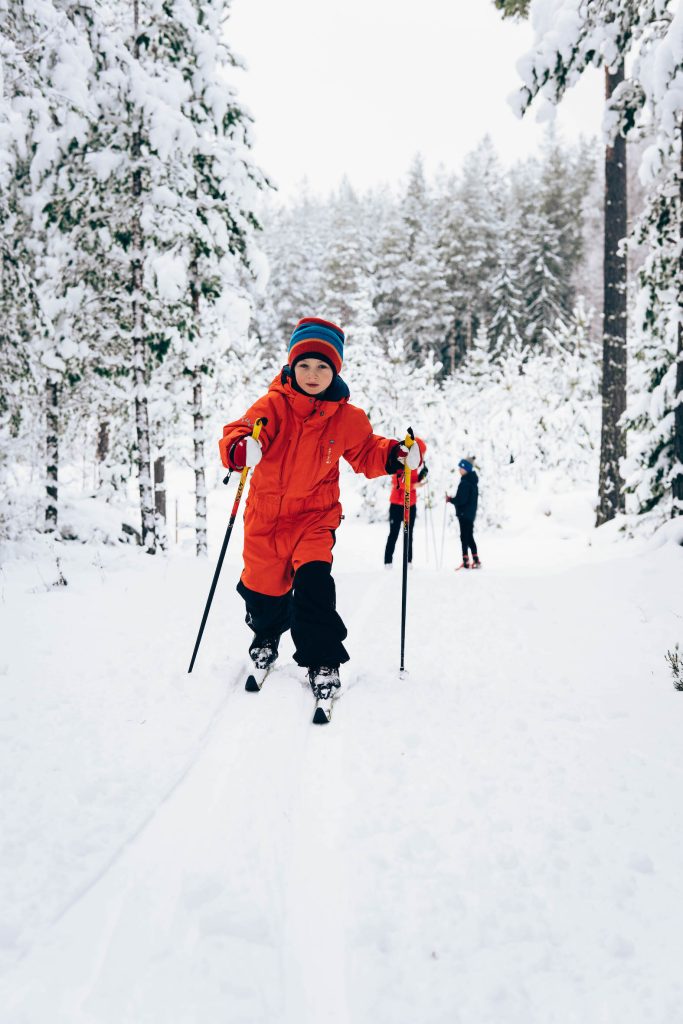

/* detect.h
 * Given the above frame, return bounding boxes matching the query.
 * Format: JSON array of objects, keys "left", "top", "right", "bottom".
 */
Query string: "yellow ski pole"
[{"left": 188, "top": 417, "right": 267, "bottom": 673}]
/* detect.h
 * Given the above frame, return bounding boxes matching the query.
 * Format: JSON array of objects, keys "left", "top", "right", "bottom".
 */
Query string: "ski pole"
[
  {"left": 188, "top": 417, "right": 267, "bottom": 673},
  {"left": 400, "top": 427, "right": 415, "bottom": 675},
  {"left": 426, "top": 479, "right": 439, "bottom": 566},
  {"left": 439, "top": 494, "right": 447, "bottom": 570},
  {"left": 424, "top": 480, "right": 430, "bottom": 563}
]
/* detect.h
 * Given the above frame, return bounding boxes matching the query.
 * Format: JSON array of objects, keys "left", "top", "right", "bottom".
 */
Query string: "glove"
[
  {"left": 229, "top": 435, "right": 262, "bottom": 470},
  {"left": 397, "top": 441, "right": 421, "bottom": 470},
  {"left": 386, "top": 440, "right": 421, "bottom": 474}
]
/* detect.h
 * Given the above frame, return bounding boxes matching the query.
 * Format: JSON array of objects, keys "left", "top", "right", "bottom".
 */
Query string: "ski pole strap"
[{"left": 230, "top": 417, "right": 267, "bottom": 518}]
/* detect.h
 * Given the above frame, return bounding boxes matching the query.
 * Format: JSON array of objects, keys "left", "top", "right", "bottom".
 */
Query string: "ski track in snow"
[{"left": 1, "top": 524, "right": 683, "bottom": 1023}]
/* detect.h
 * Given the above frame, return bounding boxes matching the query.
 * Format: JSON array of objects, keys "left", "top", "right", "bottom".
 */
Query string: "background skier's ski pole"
[
  {"left": 426, "top": 479, "right": 439, "bottom": 566},
  {"left": 188, "top": 417, "right": 267, "bottom": 673},
  {"left": 400, "top": 427, "right": 415, "bottom": 675},
  {"left": 439, "top": 493, "right": 448, "bottom": 570}
]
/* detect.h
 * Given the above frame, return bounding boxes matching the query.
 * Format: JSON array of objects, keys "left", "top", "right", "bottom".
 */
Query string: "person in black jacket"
[{"left": 446, "top": 459, "right": 480, "bottom": 568}]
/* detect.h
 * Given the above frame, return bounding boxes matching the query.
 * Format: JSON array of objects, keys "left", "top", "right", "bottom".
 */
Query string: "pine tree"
[
  {"left": 508, "top": 3, "right": 633, "bottom": 524},
  {"left": 399, "top": 194, "right": 451, "bottom": 365},
  {"left": 488, "top": 228, "right": 525, "bottom": 358},
  {"left": 321, "top": 178, "right": 370, "bottom": 326},
  {"left": 439, "top": 139, "right": 505, "bottom": 363},
  {"left": 623, "top": 153, "right": 682, "bottom": 518},
  {"left": 1, "top": 0, "right": 101, "bottom": 535},
  {"left": 173, "top": 0, "right": 266, "bottom": 556}
]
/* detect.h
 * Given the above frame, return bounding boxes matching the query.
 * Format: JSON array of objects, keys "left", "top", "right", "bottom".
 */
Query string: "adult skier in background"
[
  {"left": 384, "top": 437, "right": 428, "bottom": 568},
  {"left": 446, "top": 459, "right": 480, "bottom": 569},
  {"left": 218, "top": 317, "right": 421, "bottom": 720}
]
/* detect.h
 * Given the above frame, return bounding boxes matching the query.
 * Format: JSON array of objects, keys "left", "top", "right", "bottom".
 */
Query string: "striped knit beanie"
[{"left": 288, "top": 317, "right": 345, "bottom": 375}]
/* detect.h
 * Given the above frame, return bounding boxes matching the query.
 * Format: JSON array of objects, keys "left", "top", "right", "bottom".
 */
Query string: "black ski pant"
[
  {"left": 457, "top": 515, "right": 477, "bottom": 558},
  {"left": 384, "top": 503, "right": 416, "bottom": 564},
  {"left": 237, "top": 560, "right": 349, "bottom": 669}
]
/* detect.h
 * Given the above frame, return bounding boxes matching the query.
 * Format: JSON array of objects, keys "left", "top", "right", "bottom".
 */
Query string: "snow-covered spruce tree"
[
  {"left": 254, "top": 189, "right": 328, "bottom": 358},
  {"left": 1, "top": 0, "right": 100, "bottom": 536},
  {"left": 621, "top": 8, "right": 683, "bottom": 523},
  {"left": 46, "top": 0, "right": 265, "bottom": 554},
  {"left": 344, "top": 283, "right": 443, "bottom": 521},
  {"left": 0, "top": 26, "right": 40, "bottom": 532},
  {"left": 436, "top": 139, "right": 506, "bottom": 367},
  {"left": 517, "top": 137, "right": 595, "bottom": 347},
  {"left": 520, "top": 209, "right": 567, "bottom": 347},
  {"left": 165, "top": 0, "right": 267, "bottom": 556},
  {"left": 505, "top": 0, "right": 634, "bottom": 524},
  {"left": 623, "top": 145, "right": 682, "bottom": 520},
  {"left": 320, "top": 178, "right": 371, "bottom": 326},
  {"left": 399, "top": 176, "right": 452, "bottom": 367},
  {"left": 40, "top": 0, "right": 167, "bottom": 553},
  {"left": 373, "top": 193, "right": 411, "bottom": 349},
  {"left": 488, "top": 224, "right": 525, "bottom": 359}
]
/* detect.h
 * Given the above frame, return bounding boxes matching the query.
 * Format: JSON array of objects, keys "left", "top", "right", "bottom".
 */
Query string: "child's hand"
[
  {"left": 397, "top": 442, "right": 421, "bottom": 470},
  {"left": 230, "top": 436, "right": 262, "bottom": 469}
]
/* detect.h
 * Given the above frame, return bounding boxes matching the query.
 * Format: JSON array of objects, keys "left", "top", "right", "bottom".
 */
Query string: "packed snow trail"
[{"left": 1, "top": 519, "right": 683, "bottom": 1023}]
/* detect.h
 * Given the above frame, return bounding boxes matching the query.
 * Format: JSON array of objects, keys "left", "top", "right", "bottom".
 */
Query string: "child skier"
[
  {"left": 218, "top": 317, "right": 421, "bottom": 718},
  {"left": 384, "top": 437, "right": 428, "bottom": 567},
  {"left": 446, "top": 458, "right": 480, "bottom": 569}
]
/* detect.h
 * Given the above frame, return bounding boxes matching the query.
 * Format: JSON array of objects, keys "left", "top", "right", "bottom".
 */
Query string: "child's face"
[
  {"left": 294, "top": 359, "right": 334, "bottom": 395},
  {"left": 458, "top": 467, "right": 467, "bottom": 476}
]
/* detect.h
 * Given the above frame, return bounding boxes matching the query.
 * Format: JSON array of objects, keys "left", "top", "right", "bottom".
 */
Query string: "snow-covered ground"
[{"left": 1, "top": 481, "right": 682, "bottom": 1024}]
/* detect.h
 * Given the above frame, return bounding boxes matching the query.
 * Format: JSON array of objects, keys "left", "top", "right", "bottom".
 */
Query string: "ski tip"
[
  {"left": 245, "top": 674, "right": 261, "bottom": 692},
  {"left": 313, "top": 706, "right": 331, "bottom": 725}
]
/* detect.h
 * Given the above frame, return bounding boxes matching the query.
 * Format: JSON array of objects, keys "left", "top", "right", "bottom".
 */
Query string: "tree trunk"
[
  {"left": 596, "top": 63, "right": 628, "bottom": 526},
  {"left": 96, "top": 420, "right": 109, "bottom": 463},
  {"left": 45, "top": 379, "right": 59, "bottom": 532},
  {"left": 154, "top": 455, "right": 167, "bottom": 550},
  {"left": 131, "top": 0, "right": 156, "bottom": 553},
  {"left": 192, "top": 372, "right": 208, "bottom": 557},
  {"left": 672, "top": 123, "right": 683, "bottom": 518}
]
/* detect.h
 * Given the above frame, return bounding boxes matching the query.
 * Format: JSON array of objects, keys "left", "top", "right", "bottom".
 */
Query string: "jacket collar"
[{"left": 271, "top": 366, "right": 350, "bottom": 419}]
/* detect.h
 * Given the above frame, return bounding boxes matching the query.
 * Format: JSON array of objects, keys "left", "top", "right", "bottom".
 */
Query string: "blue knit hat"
[
  {"left": 288, "top": 317, "right": 344, "bottom": 374},
  {"left": 458, "top": 459, "right": 474, "bottom": 472}
]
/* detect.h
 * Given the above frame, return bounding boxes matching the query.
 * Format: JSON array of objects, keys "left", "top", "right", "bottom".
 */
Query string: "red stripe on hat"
[{"left": 289, "top": 338, "right": 343, "bottom": 373}]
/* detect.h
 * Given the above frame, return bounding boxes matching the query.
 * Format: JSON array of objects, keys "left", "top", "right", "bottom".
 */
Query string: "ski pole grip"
[
  {"left": 252, "top": 417, "right": 268, "bottom": 442},
  {"left": 403, "top": 426, "right": 415, "bottom": 449}
]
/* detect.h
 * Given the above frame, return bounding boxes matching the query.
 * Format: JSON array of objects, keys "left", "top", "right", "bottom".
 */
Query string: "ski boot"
[
  {"left": 308, "top": 666, "right": 341, "bottom": 724},
  {"left": 472, "top": 554, "right": 481, "bottom": 569},
  {"left": 249, "top": 635, "right": 280, "bottom": 670},
  {"left": 460, "top": 554, "right": 471, "bottom": 570}
]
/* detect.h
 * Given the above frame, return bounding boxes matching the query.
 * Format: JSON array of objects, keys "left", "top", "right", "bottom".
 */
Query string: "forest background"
[{"left": 1, "top": 0, "right": 681, "bottom": 556}]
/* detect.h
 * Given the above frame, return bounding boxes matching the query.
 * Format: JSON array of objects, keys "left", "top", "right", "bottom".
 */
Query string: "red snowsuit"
[{"left": 219, "top": 372, "right": 396, "bottom": 597}]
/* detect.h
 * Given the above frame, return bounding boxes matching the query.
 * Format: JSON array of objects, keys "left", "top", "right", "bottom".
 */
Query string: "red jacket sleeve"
[
  {"left": 342, "top": 405, "right": 397, "bottom": 479},
  {"left": 218, "top": 393, "right": 279, "bottom": 469}
]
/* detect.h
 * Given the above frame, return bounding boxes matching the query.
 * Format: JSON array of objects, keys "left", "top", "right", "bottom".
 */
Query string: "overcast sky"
[{"left": 228, "top": 0, "right": 603, "bottom": 200}]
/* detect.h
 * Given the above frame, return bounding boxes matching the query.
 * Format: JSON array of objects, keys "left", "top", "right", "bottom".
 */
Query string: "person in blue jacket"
[{"left": 446, "top": 459, "right": 480, "bottom": 569}]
